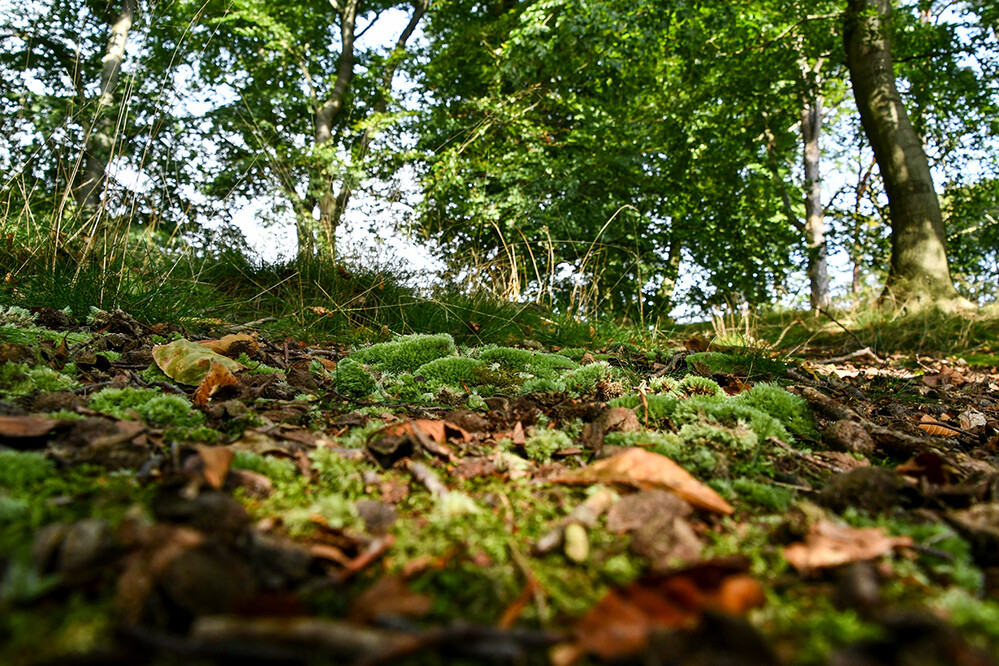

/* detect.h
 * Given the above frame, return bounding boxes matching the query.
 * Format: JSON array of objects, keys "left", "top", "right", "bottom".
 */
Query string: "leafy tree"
[{"left": 168, "top": 0, "right": 428, "bottom": 259}]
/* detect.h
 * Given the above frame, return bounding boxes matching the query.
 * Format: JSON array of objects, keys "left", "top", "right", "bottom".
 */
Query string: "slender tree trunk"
[
  {"left": 800, "top": 65, "right": 830, "bottom": 310},
  {"left": 844, "top": 0, "right": 960, "bottom": 306},
  {"left": 75, "top": 0, "right": 138, "bottom": 216},
  {"left": 303, "top": 0, "right": 427, "bottom": 262}
]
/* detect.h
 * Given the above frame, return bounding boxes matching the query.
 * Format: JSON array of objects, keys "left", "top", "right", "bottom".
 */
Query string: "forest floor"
[{"left": 2, "top": 305, "right": 999, "bottom": 665}]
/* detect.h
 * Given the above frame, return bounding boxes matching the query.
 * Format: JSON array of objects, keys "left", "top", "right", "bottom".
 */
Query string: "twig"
[
  {"left": 767, "top": 436, "right": 846, "bottom": 474},
  {"left": 817, "top": 307, "right": 868, "bottom": 353}
]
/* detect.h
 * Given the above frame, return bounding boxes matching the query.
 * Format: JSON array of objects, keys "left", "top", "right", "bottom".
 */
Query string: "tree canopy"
[{"left": 1, "top": 0, "right": 997, "bottom": 316}]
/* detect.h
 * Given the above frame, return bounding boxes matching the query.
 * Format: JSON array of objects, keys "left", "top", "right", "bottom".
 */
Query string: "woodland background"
[{"left": 0, "top": 0, "right": 997, "bottom": 325}]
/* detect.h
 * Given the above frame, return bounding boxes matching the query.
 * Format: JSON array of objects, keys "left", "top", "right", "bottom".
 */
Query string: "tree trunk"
[
  {"left": 800, "top": 63, "right": 830, "bottom": 310},
  {"left": 843, "top": 0, "right": 960, "bottom": 306},
  {"left": 75, "top": 0, "right": 138, "bottom": 216}
]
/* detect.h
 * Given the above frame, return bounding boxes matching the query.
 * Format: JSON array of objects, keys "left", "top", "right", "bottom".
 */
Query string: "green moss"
[
  {"left": 609, "top": 393, "right": 680, "bottom": 423},
  {"left": 647, "top": 375, "right": 678, "bottom": 394},
  {"left": 0, "top": 450, "right": 55, "bottom": 490},
  {"left": 524, "top": 429, "right": 573, "bottom": 462},
  {"left": 679, "top": 421, "right": 759, "bottom": 454},
  {"left": 0, "top": 361, "right": 78, "bottom": 397},
  {"left": 335, "top": 358, "right": 377, "bottom": 398},
  {"left": 235, "top": 352, "right": 283, "bottom": 375},
  {"left": 732, "top": 382, "right": 817, "bottom": 440},
  {"left": 674, "top": 375, "right": 726, "bottom": 398},
  {"left": 731, "top": 477, "right": 794, "bottom": 511},
  {"left": 674, "top": 395, "right": 791, "bottom": 444},
  {"left": 520, "top": 377, "right": 566, "bottom": 395},
  {"left": 415, "top": 357, "right": 486, "bottom": 386},
  {"left": 686, "top": 351, "right": 787, "bottom": 379},
  {"left": 232, "top": 450, "right": 298, "bottom": 483},
  {"left": 138, "top": 362, "right": 172, "bottom": 384},
  {"left": 349, "top": 333, "right": 457, "bottom": 374},
  {"left": 563, "top": 361, "right": 616, "bottom": 396},
  {"left": 88, "top": 387, "right": 203, "bottom": 427},
  {"left": 310, "top": 447, "right": 372, "bottom": 497},
  {"left": 163, "top": 425, "right": 223, "bottom": 444},
  {"left": 479, "top": 347, "right": 578, "bottom": 379}
]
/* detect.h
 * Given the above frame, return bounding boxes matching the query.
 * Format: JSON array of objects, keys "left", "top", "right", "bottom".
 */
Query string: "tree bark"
[
  {"left": 800, "top": 60, "right": 830, "bottom": 310},
  {"left": 75, "top": 0, "right": 138, "bottom": 216},
  {"left": 843, "top": 0, "right": 960, "bottom": 306}
]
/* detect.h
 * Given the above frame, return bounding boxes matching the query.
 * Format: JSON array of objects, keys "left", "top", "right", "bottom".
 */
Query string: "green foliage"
[
  {"left": 732, "top": 382, "right": 816, "bottom": 440},
  {"left": 235, "top": 353, "right": 282, "bottom": 375},
  {"left": 350, "top": 334, "right": 457, "bottom": 374},
  {"left": 686, "top": 351, "right": 787, "bottom": 379},
  {"left": 562, "top": 361, "right": 616, "bottom": 396},
  {"left": 88, "top": 388, "right": 203, "bottom": 427},
  {"left": 0, "top": 362, "right": 78, "bottom": 397},
  {"left": 0, "top": 451, "right": 55, "bottom": 490},
  {"left": 415, "top": 356, "right": 486, "bottom": 386},
  {"left": 334, "top": 358, "right": 377, "bottom": 399},
  {"left": 523, "top": 429, "right": 572, "bottom": 462}
]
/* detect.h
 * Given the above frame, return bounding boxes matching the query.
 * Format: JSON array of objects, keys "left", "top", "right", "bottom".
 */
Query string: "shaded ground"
[{"left": 1, "top": 306, "right": 999, "bottom": 665}]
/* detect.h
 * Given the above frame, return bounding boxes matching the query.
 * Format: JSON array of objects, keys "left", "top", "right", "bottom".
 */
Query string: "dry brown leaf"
[
  {"left": 193, "top": 360, "right": 240, "bottom": 407},
  {"left": 917, "top": 422, "right": 961, "bottom": 438},
  {"left": 196, "top": 333, "right": 258, "bottom": 355},
  {"left": 783, "top": 520, "right": 913, "bottom": 575},
  {"left": 347, "top": 574, "right": 433, "bottom": 624},
  {"left": 512, "top": 421, "right": 526, "bottom": 446},
  {"left": 550, "top": 448, "right": 734, "bottom": 515},
  {"left": 567, "top": 558, "right": 763, "bottom": 662},
  {"left": 0, "top": 414, "right": 62, "bottom": 438},
  {"left": 196, "top": 445, "right": 234, "bottom": 489}
]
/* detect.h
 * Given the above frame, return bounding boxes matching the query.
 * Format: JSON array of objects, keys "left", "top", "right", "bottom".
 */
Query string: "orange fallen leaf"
[
  {"left": 196, "top": 445, "right": 234, "bottom": 489},
  {"left": 550, "top": 448, "right": 734, "bottom": 515},
  {"left": 567, "top": 558, "right": 763, "bottom": 662},
  {"left": 196, "top": 332, "right": 258, "bottom": 356},
  {"left": 783, "top": 520, "right": 913, "bottom": 575},
  {"left": 193, "top": 360, "right": 240, "bottom": 407},
  {"left": 0, "top": 414, "right": 63, "bottom": 438}
]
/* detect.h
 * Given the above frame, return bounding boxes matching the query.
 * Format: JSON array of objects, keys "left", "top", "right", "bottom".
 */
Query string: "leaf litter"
[{"left": 0, "top": 310, "right": 998, "bottom": 664}]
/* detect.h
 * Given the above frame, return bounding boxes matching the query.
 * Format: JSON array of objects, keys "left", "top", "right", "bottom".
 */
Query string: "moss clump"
[
  {"left": 686, "top": 351, "right": 787, "bottom": 379},
  {"left": 678, "top": 421, "right": 759, "bottom": 454},
  {"left": 524, "top": 429, "right": 572, "bottom": 462},
  {"left": 479, "top": 347, "right": 578, "bottom": 379},
  {"left": 732, "top": 382, "right": 816, "bottom": 440},
  {"left": 350, "top": 333, "right": 456, "bottom": 374},
  {"left": 335, "top": 358, "right": 377, "bottom": 398},
  {"left": 231, "top": 450, "right": 297, "bottom": 483},
  {"left": 235, "top": 353, "right": 283, "bottom": 375},
  {"left": 674, "top": 375, "right": 726, "bottom": 399},
  {"left": 163, "top": 425, "right": 224, "bottom": 444},
  {"left": 415, "top": 357, "right": 486, "bottom": 386},
  {"left": 88, "top": 388, "right": 203, "bottom": 427},
  {"left": 608, "top": 393, "right": 680, "bottom": 423},
  {"left": 0, "top": 451, "right": 55, "bottom": 490},
  {"left": 673, "top": 395, "right": 791, "bottom": 444},
  {"left": 0, "top": 362, "right": 78, "bottom": 397},
  {"left": 563, "top": 361, "right": 615, "bottom": 396}
]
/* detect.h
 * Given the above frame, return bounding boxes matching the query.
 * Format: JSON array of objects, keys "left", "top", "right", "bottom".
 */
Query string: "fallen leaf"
[
  {"left": 193, "top": 360, "right": 240, "bottom": 407},
  {"left": 783, "top": 520, "right": 913, "bottom": 575},
  {"left": 196, "top": 332, "right": 258, "bottom": 356},
  {"left": 0, "top": 414, "right": 63, "bottom": 439},
  {"left": 917, "top": 420, "right": 961, "bottom": 438},
  {"left": 512, "top": 421, "right": 526, "bottom": 446},
  {"left": 152, "top": 339, "right": 245, "bottom": 385},
  {"left": 196, "top": 445, "right": 234, "bottom": 489},
  {"left": 550, "top": 448, "right": 734, "bottom": 515},
  {"left": 348, "top": 574, "right": 433, "bottom": 623},
  {"left": 570, "top": 558, "right": 763, "bottom": 661}
]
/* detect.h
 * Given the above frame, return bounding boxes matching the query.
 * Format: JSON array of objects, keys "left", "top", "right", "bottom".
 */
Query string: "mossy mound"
[
  {"left": 335, "top": 358, "right": 377, "bottom": 398},
  {"left": 0, "top": 362, "right": 78, "bottom": 397},
  {"left": 686, "top": 351, "right": 787, "bottom": 379},
  {"left": 88, "top": 387, "right": 203, "bottom": 427},
  {"left": 349, "top": 333, "right": 456, "bottom": 374}
]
